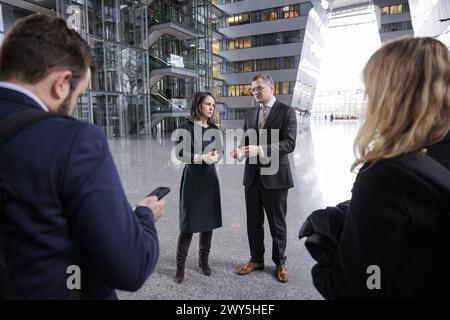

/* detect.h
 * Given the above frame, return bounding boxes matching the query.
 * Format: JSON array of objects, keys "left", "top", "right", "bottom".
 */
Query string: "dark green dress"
[{"left": 176, "top": 120, "right": 222, "bottom": 233}]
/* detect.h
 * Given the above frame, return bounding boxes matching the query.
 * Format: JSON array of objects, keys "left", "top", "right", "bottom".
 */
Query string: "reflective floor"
[{"left": 111, "top": 117, "right": 361, "bottom": 300}]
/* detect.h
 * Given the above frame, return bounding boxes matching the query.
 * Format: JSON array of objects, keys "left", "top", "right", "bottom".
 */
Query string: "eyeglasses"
[{"left": 251, "top": 86, "right": 266, "bottom": 94}]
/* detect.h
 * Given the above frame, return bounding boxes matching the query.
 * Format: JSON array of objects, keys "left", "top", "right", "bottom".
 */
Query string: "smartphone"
[{"left": 146, "top": 187, "right": 170, "bottom": 200}]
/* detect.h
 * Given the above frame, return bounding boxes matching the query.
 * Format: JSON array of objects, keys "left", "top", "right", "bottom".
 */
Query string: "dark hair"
[
  {"left": 187, "top": 91, "right": 216, "bottom": 125},
  {"left": 251, "top": 73, "right": 274, "bottom": 85},
  {"left": 0, "top": 14, "right": 94, "bottom": 90}
]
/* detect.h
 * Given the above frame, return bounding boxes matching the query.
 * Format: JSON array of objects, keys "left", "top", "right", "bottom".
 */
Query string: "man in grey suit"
[{"left": 231, "top": 73, "right": 297, "bottom": 282}]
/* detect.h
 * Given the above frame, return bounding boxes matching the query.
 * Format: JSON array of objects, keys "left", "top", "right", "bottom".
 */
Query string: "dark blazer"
[
  {"left": 310, "top": 134, "right": 450, "bottom": 299},
  {"left": 0, "top": 87, "right": 159, "bottom": 299},
  {"left": 242, "top": 100, "right": 297, "bottom": 189}
]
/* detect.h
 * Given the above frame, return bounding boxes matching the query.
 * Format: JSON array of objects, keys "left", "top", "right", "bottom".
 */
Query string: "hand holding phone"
[
  {"left": 137, "top": 187, "right": 170, "bottom": 222},
  {"left": 146, "top": 187, "right": 170, "bottom": 200}
]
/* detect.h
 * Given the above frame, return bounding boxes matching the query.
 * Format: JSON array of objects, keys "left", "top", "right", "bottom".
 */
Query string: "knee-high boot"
[
  {"left": 199, "top": 231, "right": 212, "bottom": 276},
  {"left": 175, "top": 232, "right": 193, "bottom": 283}
]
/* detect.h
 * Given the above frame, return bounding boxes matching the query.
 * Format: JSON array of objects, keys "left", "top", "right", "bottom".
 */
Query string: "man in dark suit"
[
  {"left": 231, "top": 73, "right": 297, "bottom": 282},
  {"left": 0, "top": 14, "right": 164, "bottom": 299}
]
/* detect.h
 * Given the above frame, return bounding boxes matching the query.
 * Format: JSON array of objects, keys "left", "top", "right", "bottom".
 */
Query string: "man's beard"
[{"left": 53, "top": 92, "right": 72, "bottom": 116}]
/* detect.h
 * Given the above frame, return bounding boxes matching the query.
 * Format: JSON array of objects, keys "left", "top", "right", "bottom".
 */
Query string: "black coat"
[
  {"left": 241, "top": 100, "right": 297, "bottom": 189},
  {"left": 176, "top": 120, "right": 222, "bottom": 233},
  {"left": 303, "top": 133, "right": 450, "bottom": 299}
]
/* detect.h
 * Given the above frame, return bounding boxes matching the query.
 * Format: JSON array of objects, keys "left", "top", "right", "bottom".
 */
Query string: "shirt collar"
[
  {"left": 0, "top": 81, "right": 49, "bottom": 112},
  {"left": 260, "top": 96, "right": 276, "bottom": 109}
]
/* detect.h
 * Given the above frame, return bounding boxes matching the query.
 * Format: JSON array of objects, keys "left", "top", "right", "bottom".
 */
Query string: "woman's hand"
[{"left": 202, "top": 151, "right": 219, "bottom": 164}]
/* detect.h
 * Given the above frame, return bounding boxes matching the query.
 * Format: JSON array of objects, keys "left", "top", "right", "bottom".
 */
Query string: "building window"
[
  {"left": 212, "top": 40, "right": 220, "bottom": 54},
  {"left": 222, "top": 82, "right": 295, "bottom": 97},
  {"left": 213, "top": 64, "right": 220, "bottom": 78},
  {"left": 224, "top": 29, "right": 304, "bottom": 51},
  {"left": 227, "top": 13, "right": 249, "bottom": 26},
  {"left": 261, "top": 8, "right": 277, "bottom": 21},
  {"left": 241, "top": 61, "right": 253, "bottom": 72},
  {"left": 282, "top": 5, "right": 299, "bottom": 19},
  {"left": 261, "top": 32, "right": 279, "bottom": 46},
  {"left": 381, "top": 20, "right": 413, "bottom": 32},
  {"left": 380, "top": 3, "right": 409, "bottom": 15},
  {"left": 222, "top": 56, "right": 298, "bottom": 74},
  {"left": 282, "top": 30, "right": 303, "bottom": 44}
]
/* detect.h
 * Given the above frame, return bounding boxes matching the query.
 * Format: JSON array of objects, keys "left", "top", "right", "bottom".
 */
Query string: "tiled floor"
[{"left": 111, "top": 117, "right": 361, "bottom": 300}]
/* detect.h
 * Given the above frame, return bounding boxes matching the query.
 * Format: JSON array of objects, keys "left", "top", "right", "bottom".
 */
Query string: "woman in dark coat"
[
  {"left": 174, "top": 92, "right": 222, "bottom": 283},
  {"left": 305, "top": 37, "right": 450, "bottom": 299}
]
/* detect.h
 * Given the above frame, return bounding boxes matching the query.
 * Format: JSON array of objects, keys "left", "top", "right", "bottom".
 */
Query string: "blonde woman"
[{"left": 309, "top": 37, "right": 450, "bottom": 299}]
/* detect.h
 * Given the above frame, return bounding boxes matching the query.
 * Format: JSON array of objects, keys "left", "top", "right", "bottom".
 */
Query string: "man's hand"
[
  {"left": 230, "top": 148, "right": 245, "bottom": 161},
  {"left": 230, "top": 148, "right": 240, "bottom": 159},
  {"left": 241, "top": 145, "right": 262, "bottom": 158},
  {"left": 137, "top": 196, "right": 165, "bottom": 222}
]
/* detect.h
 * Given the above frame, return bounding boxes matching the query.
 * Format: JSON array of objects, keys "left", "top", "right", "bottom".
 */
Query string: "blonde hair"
[{"left": 352, "top": 37, "right": 450, "bottom": 171}]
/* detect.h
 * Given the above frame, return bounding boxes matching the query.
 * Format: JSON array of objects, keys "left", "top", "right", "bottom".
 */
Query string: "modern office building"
[
  {"left": 214, "top": 0, "right": 329, "bottom": 128},
  {"left": 0, "top": 0, "right": 448, "bottom": 134},
  {"left": 373, "top": 0, "right": 413, "bottom": 42}
]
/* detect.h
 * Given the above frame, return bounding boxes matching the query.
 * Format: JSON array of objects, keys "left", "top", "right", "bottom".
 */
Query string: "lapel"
[
  {"left": 250, "top": 106, "right": 259, "bottom": 130},
  {"left": 264, "top": 100, "right": 281, "bottom": 129}
]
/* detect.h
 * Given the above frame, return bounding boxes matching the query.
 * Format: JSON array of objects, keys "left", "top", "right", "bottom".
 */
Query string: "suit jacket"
[
  {"left": 241, "top": 100, "right": 297, "bottom": 189},
  {"left": 0, "top": 87, "right": 159, "bottom": 299}
]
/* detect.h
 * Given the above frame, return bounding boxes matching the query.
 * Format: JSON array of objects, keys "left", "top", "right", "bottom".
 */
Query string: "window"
[
  {"left": 228, "top": 86, "right": 236, "bottom": 96},
  {"left": 280, "top": 56, "right": 295, "bottom": 69},
  {"left": 241, "top": 61, "right": 253, "bottom": 72},
  {"left": 281, "top": 81, "right": 289, "bottom": 94},
  {"left": 243, "top": 37, "right": 252, "bottom": 48},
  {"left": 227, "top": 39, "right": 235, "bottom": 50},
  {"left": 213, "top": 64, "right": 220, "bottom": 78},
  {"left": 212, "top": 40, "right": 220, "bottom": 54},
  {"left": 227, "top": 13, "right": 249, "bottom": 26},
  {"left": 282, "top": 5, "right": 299, "bottom": 19},
  {"left": 380, "top": 3, "right": 409, "bottom": 15},
  {"left": 261, "top": 32, "right": 278, "bottom": 46},
  {"left": 381, "top": 20, "right": 413, "bottom": 32},
  {"left": 261, "top": 9, "right": 277, "bottom": 21},
  {"left": 282, "top": 30, "right": 303, "bottom": 44}
]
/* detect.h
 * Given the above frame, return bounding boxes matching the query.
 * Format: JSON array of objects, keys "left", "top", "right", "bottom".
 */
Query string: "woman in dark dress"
[{"left": 174, "top": 92, "right": 222, "bottom": 283}]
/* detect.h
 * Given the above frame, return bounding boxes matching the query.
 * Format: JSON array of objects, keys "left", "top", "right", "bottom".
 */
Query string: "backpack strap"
[
  {"left": 394, "top": 151, "right": 450, "bottom": 195},
  {"left": 0, "top": 108, "right": 65, "bottom": 145},
  {"left": 0, "top": 108, "right": 69, "bottom": 300}
]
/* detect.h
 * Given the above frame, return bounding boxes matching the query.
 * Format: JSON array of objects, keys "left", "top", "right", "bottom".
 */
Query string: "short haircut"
[
  {"left": 0, "top": 14, "right": 94, "bottom": 90},
  {"left": 251, "top": 73, "right": 274, "bottom": 85}
]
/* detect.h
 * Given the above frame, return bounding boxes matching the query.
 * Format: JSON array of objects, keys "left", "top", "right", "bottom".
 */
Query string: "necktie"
[{"left": 259, "top": 105, "right": 267, "bottom": 129}]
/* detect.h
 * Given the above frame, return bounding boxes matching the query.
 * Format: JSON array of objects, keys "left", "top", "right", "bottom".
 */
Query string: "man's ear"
[{"left": 50, "top": 70, "right": 72, "bottom": 100}]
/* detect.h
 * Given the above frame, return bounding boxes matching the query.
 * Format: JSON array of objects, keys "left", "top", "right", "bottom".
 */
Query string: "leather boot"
[
  {"left": 199, "top": 231, "right": 212, "bottom": 276},
  {"left": 175, "top": 232, "right": 192, "bottom": 283}
]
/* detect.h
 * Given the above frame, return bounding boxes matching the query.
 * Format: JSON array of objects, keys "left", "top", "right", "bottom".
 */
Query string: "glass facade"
[
  {"left": 224, "top": 2, "right": 312, "bottom": 27},
  {"left": 222, "top": 56, "right": 298, "bottom": 74},
  {"left": 221, "top": 81, "right": 295, "bottom": 97},
  {"left": 149, "top": 0, "right": 213, "bottom": 110},
  {"left": 224, "top": 29, "right": 305, "bottom": 50},
  {"left": 54, "top": 0, "right": 214, "bottom": 135},
  {"left": 380, "top": 2, "right": 409, "bottom": 15},
  {"left": 381, "top": 20, "right": 413, "bottom": 32},
  {"left": 57, "top": 0, "right": 150, "bottom": 137}
]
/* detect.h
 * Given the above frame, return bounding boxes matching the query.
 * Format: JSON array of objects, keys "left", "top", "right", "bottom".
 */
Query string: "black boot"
[
  {"left": 175, "top": 232, "right": 193, "bottom": 283},
  {"left": 199, "top": 231, "right": 212, "bottom": 276}
]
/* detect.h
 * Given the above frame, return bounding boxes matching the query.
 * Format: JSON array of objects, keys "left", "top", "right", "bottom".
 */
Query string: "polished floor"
[{"left": 111, "top": 118, "right": 361, "bottom": 300}]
